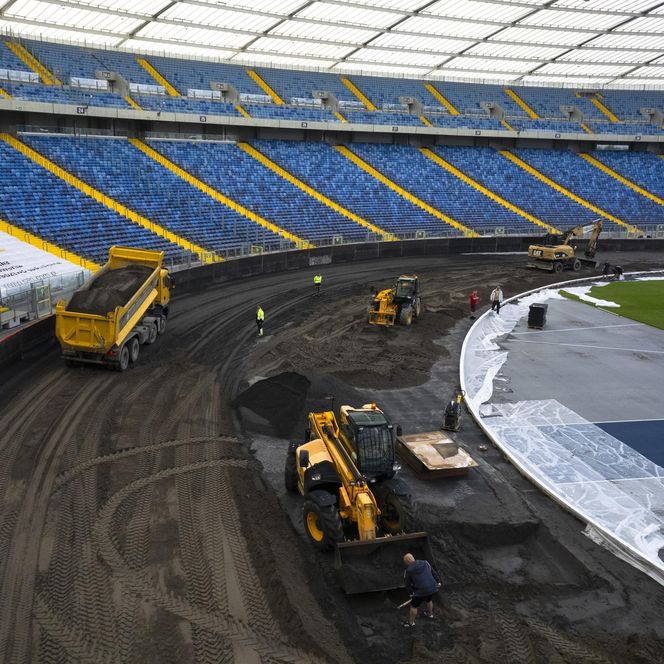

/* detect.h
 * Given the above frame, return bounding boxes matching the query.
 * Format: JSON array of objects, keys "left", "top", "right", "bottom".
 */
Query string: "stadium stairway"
[
  {"left": 136, "top": 58, "right": 180, "bottom": 96},
  {"left": 500, "top": 150, "right": 640, "bottom": 233},
  {"left": 423, "top": 83, "right": 459, "bottom": 115},
  {"left": 340, "top": 77, "right": 376, "bottom": 111},
  {"left": 3, "top": 40, "right": 60, "bottom": 85},
  {"left": 335, "top": 145, "right": 478, "bottom": 237},
  {"left": 503, "top": 88, "right": 538, "bottom": 119},
  {"left": 419, "top": 148, "right": 558, "bottom": 234},
  {"left": 579, "top": 153, "right": 664, "bottom": 209},
  {"left": 590, "top": 93, "right": 619, "bottom": 123},
  {"left": 0, "top": 217, "right": 100, "bottom": 271},
  {"left": 246, "top": 70, "right": 284, "bottom": 105},
  {"left": 130, "top": 139, "right": 312, "bottom": 249},
  {"left": 236, "top": 142, "right": 398, "bottom": 242},
  {"left": 1, "top": 133, "right": 216, "bottom": 260},
  {"left": 0, "top": 85, "right": 10, "bottom": 99}
]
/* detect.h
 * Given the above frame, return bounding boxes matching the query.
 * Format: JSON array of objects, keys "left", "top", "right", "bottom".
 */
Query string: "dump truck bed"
[
  {"left": 56, "top": 246, "right": 166, "bottom": 355},
  {"left": 397, "top": 431, "right": 478, "bottom": 479}
]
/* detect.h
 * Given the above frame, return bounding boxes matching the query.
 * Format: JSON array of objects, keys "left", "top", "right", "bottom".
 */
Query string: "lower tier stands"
[
  {"left": 432, "top": 146, "right": 606, "bottom": 231},
  {"left": 348, "top": 142, "right": 534, "bottom": 234},
  {"left": 0, "top": 141, "right": 184, "bottom": 264},
  {"left": 1, "top": 135, "right": 660, "bottom": 265},
  {"left": 22, "top": 135, "right": 289, "bottom": 255},
  {"left": 514, "top": 148, "right": 664, "bottom": 229},
  {"left": 250, "top": 140, "right": 455, "bottom": 237}
]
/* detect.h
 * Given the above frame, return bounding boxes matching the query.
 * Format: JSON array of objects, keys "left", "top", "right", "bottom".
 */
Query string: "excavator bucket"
[{"left": 334, "top": 532, "right": 433, "bottom": 594}]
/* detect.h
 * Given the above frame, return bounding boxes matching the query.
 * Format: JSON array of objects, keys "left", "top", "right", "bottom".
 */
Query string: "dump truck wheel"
[
  {"left": 572, "top": 259, "right": 581, "bottom": 271},
  {"left": 399, "top": 306, "right": 413, "bottom": 326},
  {"left": 129, "top": 337, "right": 140, "bottom": 363},
  {"left": 414, "top": 297, "right": 422, "bottom": 318},
  {"left": 117, "top": 345, "right": 130, "bottom": 372},
  {"left": 378, "top": 489, "right": 415, "bottom": 535},
  {"left": 284, "top": 452, "right": 298, "bottom": 492},
  {"left": 553, "top": 262, "right": 564, "bottom": 273},
  {"left": 147, "top": 323, "right": 158, "bottom": 345},
  {"left": 158, "top": 316, "right": 167, "bottom": 335},
  {"left": 302, "top": 500, "right": 343, "bottom": 551}
]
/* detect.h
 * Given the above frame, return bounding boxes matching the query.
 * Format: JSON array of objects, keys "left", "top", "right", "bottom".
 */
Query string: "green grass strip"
[{"left": 562, "top": 279, "right": 664, "bottom": 330}]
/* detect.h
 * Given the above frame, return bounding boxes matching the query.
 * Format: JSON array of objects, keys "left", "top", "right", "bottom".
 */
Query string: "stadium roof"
[{"left": 2, "top": 0, "right": 664, "bottom": 87}]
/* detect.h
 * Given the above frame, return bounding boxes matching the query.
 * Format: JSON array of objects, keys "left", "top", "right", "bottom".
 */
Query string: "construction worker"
[
  {"left": 256, "top": 305, "right": 264, "bottom": 336},
  {"left": 402, "top": 552, "right": 441, "bottom": 628},
  {"left": 313, "top": 273, "right": 322, "bottom": 295},
  {"left": 490, "top": 285, "right": 503, "bottom": 315}
]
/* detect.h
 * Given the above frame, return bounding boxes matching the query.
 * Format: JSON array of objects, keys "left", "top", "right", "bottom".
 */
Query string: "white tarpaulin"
[{"left": 0, "top": 231, "right": 86, "bottom": 296}]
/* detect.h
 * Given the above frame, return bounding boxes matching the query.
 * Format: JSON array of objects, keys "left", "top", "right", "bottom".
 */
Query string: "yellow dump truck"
[{"left": 56, "top": 246, "right": 172, "bottom": 370}]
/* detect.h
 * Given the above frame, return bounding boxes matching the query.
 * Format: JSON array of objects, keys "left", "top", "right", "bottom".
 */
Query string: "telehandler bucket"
[{"left": 334, "top": 531, "right": 433, "bottom": 594}]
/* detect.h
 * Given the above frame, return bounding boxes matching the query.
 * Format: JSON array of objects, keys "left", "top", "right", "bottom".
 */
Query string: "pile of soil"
[
  {"left": 235, "top": 372, "right": 311, "bottom": 437},
  {"left": 67, "top": 264, "right": 153, "bottom": 315}
]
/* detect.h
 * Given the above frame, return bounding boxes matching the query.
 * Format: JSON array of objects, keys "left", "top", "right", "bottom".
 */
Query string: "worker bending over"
[
  {"left": 313, "top": 274, "right": 323, "bottom": 295},
  {"left": 402, "top": 552, "right": 441, "bottom": 628},
  {"left": 256, "top": 305, "right": 265, "bottom": 336}
]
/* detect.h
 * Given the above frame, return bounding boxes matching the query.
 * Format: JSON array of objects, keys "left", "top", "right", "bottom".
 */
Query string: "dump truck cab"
[{"left": 339, "top": 404, "right": 398, "bottom": 481}]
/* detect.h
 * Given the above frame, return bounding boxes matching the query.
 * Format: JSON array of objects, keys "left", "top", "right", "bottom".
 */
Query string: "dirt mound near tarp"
[
  {"left": 235, "top": 372, "right": 311, "bottom": 438},
  {"left": 67, "top": 265, "right": 153, "bottom": 315}
]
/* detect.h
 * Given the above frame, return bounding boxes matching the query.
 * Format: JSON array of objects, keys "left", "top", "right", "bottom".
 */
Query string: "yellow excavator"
[
  {"left": 368, "top": 275, "right": 421, "bottom": 326},
  {"left": 285, "top": 403, "right": 431, "bottom": 594},
  {"left": 528, "top": 218, "right": 602, "bottom": 273}
]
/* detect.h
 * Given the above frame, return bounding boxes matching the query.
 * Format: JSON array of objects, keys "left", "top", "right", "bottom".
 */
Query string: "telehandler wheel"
[
  {"left": 572, "top": 258, "right": 581, "bottom": 271},
  {"left": 117, "top": 345, "right": 130, "bottom": 372},
  {"left": 128, "top": 337, "right": 140, "bottom": 363},
  {"left": 284, "top": 452, "right": 298, "bottom": 492},
  {"left": 377, "top": 488, "right": 415, "bottom": 535},
  {"left": 302, "top": 500, "right": 344, "bottom": 551},
  {"left": 399, "top": 305, "right": 413, "bottom": 326},
  {"left": 553, "top": 261, "right": 564, "bottom": 273}
]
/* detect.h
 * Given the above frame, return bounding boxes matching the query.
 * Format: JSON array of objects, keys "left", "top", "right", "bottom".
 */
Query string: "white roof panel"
[{"left": 0, "top": 0, "right": 661, "bottom": 88}]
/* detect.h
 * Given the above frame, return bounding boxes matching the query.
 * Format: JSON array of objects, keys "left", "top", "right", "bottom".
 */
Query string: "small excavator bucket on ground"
[{"left": 334, "top": 532, "right": 432, "bottom": 594}]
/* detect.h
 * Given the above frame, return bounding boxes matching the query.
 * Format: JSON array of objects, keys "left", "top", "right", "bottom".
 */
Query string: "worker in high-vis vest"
[
  {"left": 256, "top": 305, "right": 265, "bottom": 336},
  {"left": 313, "top": 274, "right": 323, "bottom": 295}
]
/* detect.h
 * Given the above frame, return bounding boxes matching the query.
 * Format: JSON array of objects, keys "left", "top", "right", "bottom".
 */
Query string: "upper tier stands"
[
  {"left": 0, "top": 140, "right": 183, "bottom": 264},
  {"left": 22, "top": 135, "right": 288, "bottom": 255},
  {"left": 0, "top": 39, "right": 661, "bottom": 134}
]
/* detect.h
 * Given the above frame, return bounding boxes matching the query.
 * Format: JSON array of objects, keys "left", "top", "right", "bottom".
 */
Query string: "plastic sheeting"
[{"left": 461, "top": 276, "right": 664, "bottom": 585}]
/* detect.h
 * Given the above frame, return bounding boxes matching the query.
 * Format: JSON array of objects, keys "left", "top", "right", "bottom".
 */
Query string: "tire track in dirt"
[
  {"left": 0, "top": 373, "right": 114, "bottom": 663},
  {"left": 93, "top": 459, "right": 331, "bottom": 663}
]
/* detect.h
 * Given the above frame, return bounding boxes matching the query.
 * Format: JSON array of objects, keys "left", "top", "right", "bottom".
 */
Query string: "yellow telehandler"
[
  {"left": 285, "top": 404, "right": 432, "bottom": 594},
  {"left": 368, "top": 275, "right": 421, "bottom": 326}
]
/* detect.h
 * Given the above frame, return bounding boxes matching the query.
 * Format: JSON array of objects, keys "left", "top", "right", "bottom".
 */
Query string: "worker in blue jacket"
[{"left": 402, "top": 552, "right": 441, "bottom": 627}]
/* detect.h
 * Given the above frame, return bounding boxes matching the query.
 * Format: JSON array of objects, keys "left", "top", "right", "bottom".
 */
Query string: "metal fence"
[{"left": 0, "top": 269, "right": 87, "bottom": 331}]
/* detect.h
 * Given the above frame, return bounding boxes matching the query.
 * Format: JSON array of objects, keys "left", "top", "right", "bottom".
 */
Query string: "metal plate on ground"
[{"left": 397, "top": 431, "right": 478, "bottom": 479}]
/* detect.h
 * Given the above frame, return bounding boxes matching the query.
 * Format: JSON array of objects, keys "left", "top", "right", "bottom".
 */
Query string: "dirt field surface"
[{"left": 1, "top": 251, "right": 663, "bottom": 663}]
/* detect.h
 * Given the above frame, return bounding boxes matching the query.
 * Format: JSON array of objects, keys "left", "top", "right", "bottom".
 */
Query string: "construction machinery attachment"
[
  {"left": 285, "top": 403, "right": 431, "bottom": 594},
  {"left": 368, "top": 275, "right": 421, "bottom": 326}
]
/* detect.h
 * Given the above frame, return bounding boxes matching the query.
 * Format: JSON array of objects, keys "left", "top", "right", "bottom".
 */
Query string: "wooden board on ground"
[{"left": 397, "top": 431, "right": 478, "bottom": 479}]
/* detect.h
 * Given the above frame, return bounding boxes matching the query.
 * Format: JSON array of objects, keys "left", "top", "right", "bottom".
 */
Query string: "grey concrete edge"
[{"left": 459, "top": 269, "right": 664, "bottom": 587}]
